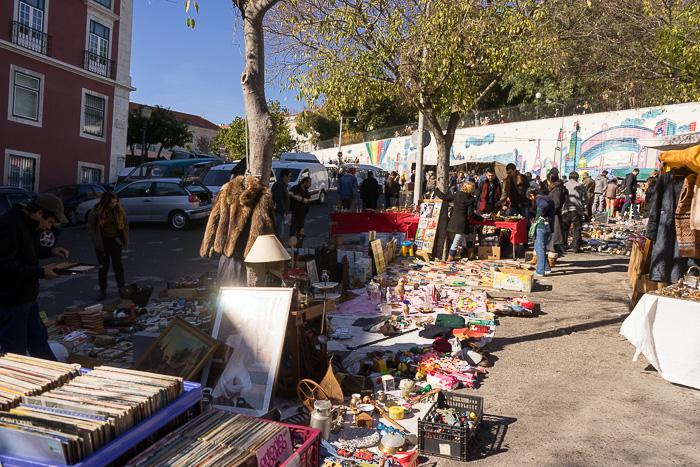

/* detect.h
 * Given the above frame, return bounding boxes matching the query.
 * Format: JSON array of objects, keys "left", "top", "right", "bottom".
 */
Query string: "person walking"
[
  {"left": 337, "top": 167, "right": 359, "bottom": 210},
  {"left": 435, "top": 182, "right": 477, "bottom": 261},
  {"left": 360, "top": 170, "right": 380, "bottom": 210},
  {"left": 643, "top": 170, "right": 659, "bottom": 218},
  {"left": 500, "top": 163, "right": 531, "bottom": 217},
  {"left": 271, "top": 168, "right": 292, "bottom": 240},
  {"left": 0, "top": 193, "right": 69, "bottom": 360},
  {"left": 526, "top": 187, "right": 555, "bottom": 277},
  {"left": 581, "top": 171, "right": 595, "bottom": 221},
  {"left": 475, "top": 168, "right": 501, "bottom": 214},
  {"left": 542, "top": 172, "right": 568, "bottom": 267},
  {"left": 289, "top": 176, "right": 311, "bottom": 239},
  {"left": 593, "top": 170, "right": 608, "bottom": 213},
  {"left": 87, "top": 192, "right": 130, "bottom": 301},
  {"left": 620, "top": 168, "right": 640, "bottom": 220},
  {"left": 562, "top": 171, "right": 588, "bottom": 253},
  {"left": 605, "top": 177, "right": 619, "bottom": 217}
]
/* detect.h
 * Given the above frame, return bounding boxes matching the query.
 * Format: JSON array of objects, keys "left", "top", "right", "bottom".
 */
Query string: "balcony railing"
[
  {"left": 83, "top": 50, "right": 115, "bottom": 79},
  {"left": 11, "top": 21, "right": 52, "bottom": 56}
]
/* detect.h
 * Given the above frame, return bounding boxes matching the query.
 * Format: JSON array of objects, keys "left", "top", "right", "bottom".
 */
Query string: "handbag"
[
  {"left": 675, "top": 174, "right": 700, "bottom": 258},
  {"left": 528, "top": 209, "right": 545, "bottom": 238}
]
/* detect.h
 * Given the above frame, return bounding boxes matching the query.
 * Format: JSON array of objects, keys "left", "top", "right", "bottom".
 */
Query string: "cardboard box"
[
  {"left": 478, "top": 246, "right": 501, "bottom": 260},
  {"left": 493, "top": 267, "right": 534, "bottom": 292},
  {"left": 354, "top": 258, "right": 372, "bottom": 282}
]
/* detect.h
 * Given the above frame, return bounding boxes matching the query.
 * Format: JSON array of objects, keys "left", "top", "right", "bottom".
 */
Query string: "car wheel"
[
  {"left": 67, "top": 209, "right": 78, "bottom": 226},
  {"left": 38, "top": 229, "right": 56, "bottom": 248},
  {"left": 317, "top": 190, "right": 326, "bottom": 205},
  {"left": 169, "top": 210, "right": 189, "bottom": 230}
]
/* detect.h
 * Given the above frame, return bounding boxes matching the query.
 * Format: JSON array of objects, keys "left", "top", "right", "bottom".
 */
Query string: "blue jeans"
[
  {"left": 534, "top": 228, "right": 552, "bottom": 275},
  {"left": 620, "top": 195, "right": 639, "bottom": 219},
  {"left": 276, "top": 213, "right": 287, "bottom": 243},
  {"left": 0, "top": 301, "right": 57, "bottom": 360}
]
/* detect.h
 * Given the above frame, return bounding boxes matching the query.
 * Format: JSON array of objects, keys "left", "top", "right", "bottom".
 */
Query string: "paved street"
[{"left": 39, "top": 186, "right": 350, "bottom": 318}]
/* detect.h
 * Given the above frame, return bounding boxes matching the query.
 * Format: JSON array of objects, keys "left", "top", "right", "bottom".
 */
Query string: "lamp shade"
[{"left": 245, "top": 234, "right": 291, "bottom": 263}]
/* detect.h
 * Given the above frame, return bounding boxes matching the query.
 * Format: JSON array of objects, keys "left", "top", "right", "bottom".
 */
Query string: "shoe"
[
  {"left": 533, "top": 272, "right": 544, "bottom": 277},
  {"left": 467, "top": 248, "right": 477, "bottom": 261},
  {"left": 528, "top": 254, "right": 537, "bottom": 265},
  {"left": 548, "top": 256, "right": 557, "bottom": 267},
  {"left": 448, "top": 255, "right": 455, "bottom": 261},
  {"left": 96, "top": 290, "right": 106, "bottom": 301}
]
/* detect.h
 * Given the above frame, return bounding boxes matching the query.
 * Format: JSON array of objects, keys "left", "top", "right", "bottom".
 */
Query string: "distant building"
[
  {"left": 0, "top": 0, "right": 135, "bottom": 190},
  {"left": 129, "top": 102, "right": 220, "bottom": 159},
  {"left": 285, "top": 113, "right": 314, "bottom": 153}
]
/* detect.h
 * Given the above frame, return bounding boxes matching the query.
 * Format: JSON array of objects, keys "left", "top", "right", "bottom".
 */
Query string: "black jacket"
[
  {"left": 289, "top": 184, "right": 310, "bottom": 218},
  {"left": 360, "top": 177, "right": 380, "bottom": 209},
  {"left": 502, "top": 173, "right": 531, "bottom": 208},
  {"left": 548, "top": 181, "right": 568, "bottom": 247},
  {"left": 0, "top": 206, "right": 52, "bottom": 305},
  {"left": 271, "top": 179, "right": 290, "bottom": 216},
  {"left": 624, "top": 173, "right": 638, "bottom": 196},
  {"left": 385, "top": 177, "right": 400, "bottom": 200},
  {"left": 435, "top": 188, "right": 476, "bottom": 234}
]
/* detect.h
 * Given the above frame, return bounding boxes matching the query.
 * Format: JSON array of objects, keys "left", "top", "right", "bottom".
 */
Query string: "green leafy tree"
[
  {"left": 126, "top": 106, "right": 192, "bottom": 158},
  {"left": 268, "top": 0, "right": 557, "bottom": 190},
  {"left": 215, "top": 100, "right": 296, "bottom": 160}
]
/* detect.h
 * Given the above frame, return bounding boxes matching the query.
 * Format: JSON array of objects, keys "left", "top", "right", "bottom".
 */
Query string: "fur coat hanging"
[{"left": 200, "top": 175, "right": 278, "bottom": 285}]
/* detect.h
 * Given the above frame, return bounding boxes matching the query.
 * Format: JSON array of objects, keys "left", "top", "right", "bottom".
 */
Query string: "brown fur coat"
[{"left": 200, "top": 175, "right": 278, "bottom": 259}]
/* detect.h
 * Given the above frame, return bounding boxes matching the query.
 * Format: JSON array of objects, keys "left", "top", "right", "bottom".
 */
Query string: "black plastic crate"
[{"left": 418, "top": 391, "right": 483, "bottom": 461}]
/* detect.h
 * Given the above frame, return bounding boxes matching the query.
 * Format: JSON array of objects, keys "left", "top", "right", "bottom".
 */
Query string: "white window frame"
[
  {"left": 13, "top": 0, "right": 50, "bottom": 33},
  {"left": 79, "top": 88, "right": 109, "bottom": 142},
  {"left": 7, "top": 65, "right": 44, "bottom": 127},
  {"left": 77, "top": 161, "right": 104, "bottom": 183},
  {"left": 4, "top": 149, "right": 41, "bottom": 192},
  {"left": 85, "top": 11, "right": 114, "bottom": 62}
]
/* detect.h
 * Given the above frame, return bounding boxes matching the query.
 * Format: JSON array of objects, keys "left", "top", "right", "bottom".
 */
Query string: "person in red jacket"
[{"left": 475, "top": 168, "right": 502, "bottom": 214}]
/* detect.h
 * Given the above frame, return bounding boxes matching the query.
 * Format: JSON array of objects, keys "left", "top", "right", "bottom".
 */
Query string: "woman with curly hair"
[{"left": 87, "top": 192, "right": 129, "bottom": 301}]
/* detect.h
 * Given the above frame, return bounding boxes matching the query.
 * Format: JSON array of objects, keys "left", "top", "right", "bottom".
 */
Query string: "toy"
[{"left": 394, "top": 277, "right": 406, "bottom": 298}]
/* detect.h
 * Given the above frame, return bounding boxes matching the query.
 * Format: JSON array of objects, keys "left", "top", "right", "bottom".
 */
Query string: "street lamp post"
[
  {"left": 546, "top": 98, "right": 565, "bottom": 170},
  {"left": 337, "top": 116, "right": 355, "bottom": 163},
  {"left": 535, "top": 92, "right": 541, "bottom": 119},
  {"left": 140, "top": 106, "right": 153, "bottom": 164}
]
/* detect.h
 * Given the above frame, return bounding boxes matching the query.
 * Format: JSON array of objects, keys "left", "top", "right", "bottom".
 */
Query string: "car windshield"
[
  {"left": 202, "top": 170, "right": 233, "bottom": 187},
  {"left": 127, "top": 164, "right": 170, "bottom": 180},
  {"left": 45, "top": 186, "right": 77, "bottom": 199},
  {"left": 273, "top": 168, "right": 301, "bottom": 182}
]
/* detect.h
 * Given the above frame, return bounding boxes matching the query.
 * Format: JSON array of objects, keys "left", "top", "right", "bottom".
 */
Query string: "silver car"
[{"left": 76, "top": 178, "right": 213, "bottom": 230}]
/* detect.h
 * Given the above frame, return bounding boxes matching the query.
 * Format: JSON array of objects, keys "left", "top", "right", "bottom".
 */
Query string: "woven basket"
[{"left": 675, "top": 174, "right": 700, "bottom": 258}]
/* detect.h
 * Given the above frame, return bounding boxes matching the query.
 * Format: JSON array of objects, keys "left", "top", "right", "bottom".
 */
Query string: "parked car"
[
  {"left": 76, "top": 179, "right": 213, "bottom": 230},
  {"left": 43, "top": 183, "right": 106, "bottom": 225},
  {"left": 0, "top": 186, "right": 61, "bottom": 248},
  {"left": 116, "top": 158, "right": 221, "bottom": 191},
  {"left": 342, "top": 163, "right": 387, "bottom": 194},
  {"left": 272, "top": 161, "right": 329, "bottom": 204},
  {"left": 183, "top": 163, "right": 277, "bottom": 199}
]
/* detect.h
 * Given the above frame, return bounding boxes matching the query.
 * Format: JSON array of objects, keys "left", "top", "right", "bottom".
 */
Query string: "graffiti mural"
[{"left": 313, "top": 103, "right": 700, "bottom": 178}]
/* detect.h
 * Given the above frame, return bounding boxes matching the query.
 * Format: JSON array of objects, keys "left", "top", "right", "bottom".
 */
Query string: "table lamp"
[{"left": 245, "top": 234, "right": 291, "bottom": 286}]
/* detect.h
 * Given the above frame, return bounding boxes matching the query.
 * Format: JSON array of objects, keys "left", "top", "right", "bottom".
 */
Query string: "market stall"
[
  {"left": 471, "top": 217, "right": 528, "bottom": 247},
  {"left": 330, "top": 211, "right": 420, "bottom": 238}
]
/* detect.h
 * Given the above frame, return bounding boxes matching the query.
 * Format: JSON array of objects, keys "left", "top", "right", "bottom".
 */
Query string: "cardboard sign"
[
  {"left": 371, "top": 239, "right": 387, "bottom": 275},
  {"left": 416, "top": 199, "right": 443, "bottom": 253}
]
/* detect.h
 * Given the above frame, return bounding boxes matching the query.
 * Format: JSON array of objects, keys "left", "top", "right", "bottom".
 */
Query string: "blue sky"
[{"left": 130, "top": 1, "right": 299, "bottom": 125}]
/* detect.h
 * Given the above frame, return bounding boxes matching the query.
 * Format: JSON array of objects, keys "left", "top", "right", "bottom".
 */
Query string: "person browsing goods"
[{"left": 0, "top": 193, "right": 70, "bottom": 360}]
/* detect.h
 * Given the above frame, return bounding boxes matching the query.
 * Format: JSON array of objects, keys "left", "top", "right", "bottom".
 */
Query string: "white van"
[
  {"left": 279, "top": 152, "right": 321, "bottom": 164},
  {"left": 272, "top": 162, "right": 329, "bottom": 204}
]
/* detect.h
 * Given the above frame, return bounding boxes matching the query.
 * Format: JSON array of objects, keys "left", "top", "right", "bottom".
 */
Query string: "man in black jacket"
[
  {"left": 360, "top": 171, "right": 380, "bottom": 210},
  {"left": 271, "top": 169, "right": 291, "bottom": 241},
  {"left": 289, "top": 176, "right": 311, "bottom": 239},
  {"left": 385, "top": 171, "right": 400, "bottom": 207},
  {"left": 620, "top": 168, "right": 640, "bottom": 220},
  {"left": 500, "top": 163, "right": 531, "bottom": 217},
  {"left": 0, "top": 194, "right": 69, "bottom": 360}
]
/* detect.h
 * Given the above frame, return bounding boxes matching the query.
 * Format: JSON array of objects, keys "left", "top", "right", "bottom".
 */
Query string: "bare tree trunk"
[
  {"left": 422, "top": 109, "right": 461, "bottom": 192},
  {"left": 237, "top": 1, "right": 279, "bottom": 185}
]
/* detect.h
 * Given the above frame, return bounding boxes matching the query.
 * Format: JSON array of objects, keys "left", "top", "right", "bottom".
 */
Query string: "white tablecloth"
[{"left": 620, "top": 293, "right": 700, "bottom": 389}]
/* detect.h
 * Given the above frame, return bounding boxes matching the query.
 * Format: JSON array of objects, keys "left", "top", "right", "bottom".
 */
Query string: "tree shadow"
[{"left": 486, "top": 314, "right": 629, "bottom": 352}]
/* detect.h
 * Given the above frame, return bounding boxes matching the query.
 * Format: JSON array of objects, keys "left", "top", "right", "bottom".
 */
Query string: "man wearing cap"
[{"left": 0, "top": 193, "right": 69, "bottom": 360}]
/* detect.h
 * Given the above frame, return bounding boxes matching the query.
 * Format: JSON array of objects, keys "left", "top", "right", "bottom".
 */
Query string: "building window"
[
  {"left": 83, "top": 93, "right": 105, "bottom": 137},
  {"left": 85, "top": 20, "right": 112, "bottom": 77},
  {"left": 7, "top": 154, "right": 36, "bottom": 191},
  {"left": 80, "top": 166, "right": 101, "bottom": 183},
  {"left": 19, "top": 0, "right": 44, "bottom": 32},
  {"left": 12, "top": 71, "right": 40, "bottom": 121},
  {"left": 93, "top": 0, "right": 111, "bottom": 8}
]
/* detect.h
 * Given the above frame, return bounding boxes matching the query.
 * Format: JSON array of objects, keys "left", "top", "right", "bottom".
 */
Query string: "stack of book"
[
  {"left": 0, "top": 366, "right": 184, "bottom": 465},
  {"left": 79, "top": 309, "right": 106, "bottom": 335},
  {"left": 63, "top": 308, "right": 82, "bottom": 329},
  {"left": 126, "top": 409, "right": 293, "bottom": 467}
]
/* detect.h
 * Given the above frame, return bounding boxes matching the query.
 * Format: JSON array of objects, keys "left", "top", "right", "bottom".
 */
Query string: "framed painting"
[
  {"left": 306, "top": 259, "right": 320, "bottom": 284},
  {"left": 132, "top": 316, "right": 219, "bottom": 381},
  {"left": 201, "top": 287, "right": 293, "bottom": 417}
]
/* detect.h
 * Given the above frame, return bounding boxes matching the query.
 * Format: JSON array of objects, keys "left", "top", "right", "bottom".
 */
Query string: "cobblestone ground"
[{"left": 424, "top": 252, "right": 700, "bottom": 466}]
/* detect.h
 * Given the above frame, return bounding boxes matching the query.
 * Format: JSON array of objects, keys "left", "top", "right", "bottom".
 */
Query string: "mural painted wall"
[{"left": 313, "top": 102, "right": 700, "bottom": 178}]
